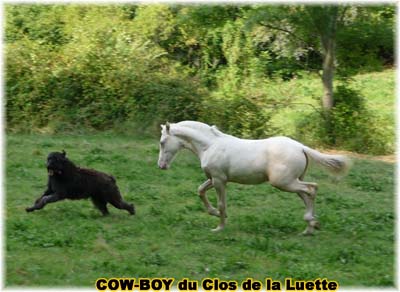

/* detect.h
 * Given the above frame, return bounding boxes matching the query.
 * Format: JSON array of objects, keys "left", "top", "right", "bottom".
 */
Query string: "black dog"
[{"left": 26, "top": 151, "right": 135, "bottom": 215}]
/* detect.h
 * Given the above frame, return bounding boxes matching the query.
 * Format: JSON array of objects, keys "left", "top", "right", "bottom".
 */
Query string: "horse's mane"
[{"left": 175, "top": 121, "right": 225, "bottom": 138}]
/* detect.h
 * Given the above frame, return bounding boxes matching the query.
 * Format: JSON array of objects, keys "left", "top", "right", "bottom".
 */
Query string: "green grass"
[{"left": 6, "top": 133, "right": 395, "bottom": 288}]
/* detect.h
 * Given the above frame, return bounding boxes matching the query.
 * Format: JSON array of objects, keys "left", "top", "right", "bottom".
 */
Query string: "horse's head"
[{"left": 158, "top": 122, "right": 182, "bottom": 170}]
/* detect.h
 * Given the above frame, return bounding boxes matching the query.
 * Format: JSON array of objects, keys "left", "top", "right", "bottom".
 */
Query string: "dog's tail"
[{"left": 303, "top": 146, "right": 352, "bottom": 177}]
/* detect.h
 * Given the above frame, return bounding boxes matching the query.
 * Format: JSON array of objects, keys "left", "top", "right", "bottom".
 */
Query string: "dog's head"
[{"left": 46, "top": 150, "right": 69, "bottom": 176}]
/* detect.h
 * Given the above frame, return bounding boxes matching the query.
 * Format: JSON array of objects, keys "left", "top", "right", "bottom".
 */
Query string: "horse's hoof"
[
  {"left": 208, "top": 211, "right": 228, "bottom": 218},
  {"left": 301, "top": 230, "right": 314, "bottom": 236},
  {"left": 208, "top": 209, "right": 220, "bottom": 217},
  {"left": 26, "top": 207, "right": 34, "bottom": 212},
  {"left": 301, "top": 226, "right": 316, "bottom": 236},
  {"left": 309, "top": 220, "right": 320, "bottom": 230},
  {"left": 211, "top": 225, "right": 224, "bottom": 232}
]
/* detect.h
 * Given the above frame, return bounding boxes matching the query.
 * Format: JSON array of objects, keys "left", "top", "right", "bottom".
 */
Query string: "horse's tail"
[{"left": 302, "top": 146, "right": 352, "bottom": 177}]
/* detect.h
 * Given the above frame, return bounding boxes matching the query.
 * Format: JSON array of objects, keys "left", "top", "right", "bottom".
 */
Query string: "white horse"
[{"left": 158, "top": 121, "right": 350, "bottom": 234}]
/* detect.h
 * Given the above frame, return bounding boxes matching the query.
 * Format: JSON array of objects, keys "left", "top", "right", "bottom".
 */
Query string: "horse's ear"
[
  {"left": 61, "top": 150, "right": 66, "bottom": 157},
  {"left": 166, "top": 122, "right": 170, "bottom": 134}
]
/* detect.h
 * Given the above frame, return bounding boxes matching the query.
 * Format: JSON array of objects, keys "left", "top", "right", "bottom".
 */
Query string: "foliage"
[
  {"left": 245, "top": 5, "right": 395, "bottom": 77},
  {"left": 6, "top": 5, "right": 205, "bottom": 132},
  {"left": 336, "top": 6, "right": 395, "bottom": 75},
  {"left": 202, "top": 95, "right": 273, "bottom": 139},
  {"left": 6, "top": 133, "right": 395, "bottom": 287},
  {"left": 295, "top": 84, "right": 393, "bottom": 154},
  {"left": 198, "top": 16, "right": 276, "bottom": 138},
  {"left": 4, "top": 4, "right": 396, "bottom": 153},
  {"left": 5, "top": 5, "right": 70, "bottom": 46}
]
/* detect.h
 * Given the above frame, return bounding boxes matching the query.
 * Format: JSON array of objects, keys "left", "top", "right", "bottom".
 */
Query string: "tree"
[
  {"left": 5, "top": 3, "right": 394, "bottom": 145},
  {"left": 248, "top": 5, "right": 345, "bottom": 112},
  {"left": 247, "top": 4, "right": 395, "bottom": 143},
  {"left": 306, "top": 6, "right": 339, "bottom": 111}
]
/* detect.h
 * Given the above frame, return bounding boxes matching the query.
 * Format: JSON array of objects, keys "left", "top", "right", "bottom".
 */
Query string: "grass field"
[{"left": 5, "top": 132, "right": 395, "bottom": 288}]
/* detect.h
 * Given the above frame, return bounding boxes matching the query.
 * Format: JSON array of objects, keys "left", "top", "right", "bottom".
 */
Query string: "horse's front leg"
[
  {"left": 198, "top": 179, "right": 220, "bottom": 217},
  {"left": 211, "top": 178, "right": 227, "bottom": 232}
]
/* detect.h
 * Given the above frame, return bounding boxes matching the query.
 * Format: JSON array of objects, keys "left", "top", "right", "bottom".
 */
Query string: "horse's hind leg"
[
  {"left": 198, "top": 179, "right": 220, "bottom": 217},
  {"left": 297, "top": 191, "right": 320, "bottom": 235},
  {"left": 272, "top": 179, "right": 319, "bottom": 235}
]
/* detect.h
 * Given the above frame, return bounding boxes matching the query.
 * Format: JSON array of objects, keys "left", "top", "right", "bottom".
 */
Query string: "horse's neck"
[{"left": 173, "top": 126, "right": 215, "bottom": 158}]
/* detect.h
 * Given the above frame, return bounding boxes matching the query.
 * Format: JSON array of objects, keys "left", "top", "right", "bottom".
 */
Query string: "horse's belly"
[
  {"left": 228, "top": 173, "right": 267, "bottom": 184},
  {"left": 227, "top": 165, "right": 268, "bottom": 184},
  {"left": 203, "top": 140, "right": 269, "bottom": 184}
]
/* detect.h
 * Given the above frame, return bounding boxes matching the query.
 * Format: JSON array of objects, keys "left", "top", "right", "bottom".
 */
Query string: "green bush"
[
  {"left": 202, "top": 92, "right": 274, "bottom": 139},
  {"left": 295, "top": 85, "right": 394, "bottom": 154},
  {"left": 5, "top": 4, "right": 395, "bottom": 154},
  {"left": 5, "top": 5, "right": 205, "bottom": 133},
  {"left": 336, "top": 7, "right": 395, "bottom": 74},
  {"left": 129, "top": 76, "right": 206, "bottom": 132}
]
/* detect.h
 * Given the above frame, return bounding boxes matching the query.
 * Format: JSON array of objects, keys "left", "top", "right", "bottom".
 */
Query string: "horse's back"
[
  {"left": 231, "top": 136, "right": 305, "bottom": 156},
  {"left": 263, "top": 136, "right": 305, "bottom": 153},
  {"left": 202, "top": 136, "right": 307, "bottom": 184},
  {"left": 206, "top": 135, "right": 305, "bottom": 165}
]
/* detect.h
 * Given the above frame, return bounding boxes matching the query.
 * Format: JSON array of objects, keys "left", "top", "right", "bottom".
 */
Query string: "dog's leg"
[
  {"left": 121, "top": 200, "right": 135, "bottom": 215},
  {"left": 109, "top": 199, "right": 135, "bottom": 215},
  {"left": 108, "top": 192, "right": 135, "bottom": 215},
  {"left": 27, "top": 187, "right": 53, "bottom": 209},
  {"left": 26, "top": 193, "right": 63, "bottom": 212},
  {"left": 91, "top": 197, "right": 109, "bottom": 216}
]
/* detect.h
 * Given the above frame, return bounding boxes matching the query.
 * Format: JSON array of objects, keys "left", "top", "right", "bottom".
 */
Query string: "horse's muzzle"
[{"left": 158, "top": 163, "right": 168, "bottom": 170}]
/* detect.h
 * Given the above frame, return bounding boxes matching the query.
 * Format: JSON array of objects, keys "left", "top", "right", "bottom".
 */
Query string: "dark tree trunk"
[
  {"left": 308, "top": 5, "right": 339, "bottom": 143},
  {"left": 321, "top": 37, "right": 335, "bottom": 111},
  {"left": 321, "top": 37, "right": 336, "bottom": 144},
  {"left": 320, "top": 7, "right": 338, "bottom": 112}
]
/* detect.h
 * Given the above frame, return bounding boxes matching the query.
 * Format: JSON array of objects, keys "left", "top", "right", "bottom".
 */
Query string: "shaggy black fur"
[{"left": 26, "top": 151, "right": 135, "bottom": 215}]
